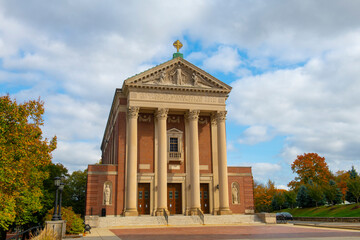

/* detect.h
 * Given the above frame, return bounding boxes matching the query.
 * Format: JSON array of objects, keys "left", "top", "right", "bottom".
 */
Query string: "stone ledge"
[{"left": 294, "top": 217, "right": 360, "bottom": 222}]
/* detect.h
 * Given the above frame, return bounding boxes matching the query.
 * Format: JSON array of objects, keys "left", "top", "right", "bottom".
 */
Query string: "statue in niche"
[
  {"left": 232, "top": 182, "right": 239, "bottom": 204},
  {"left": 104, "top": 182, "right": 111, "bottom": 205}
]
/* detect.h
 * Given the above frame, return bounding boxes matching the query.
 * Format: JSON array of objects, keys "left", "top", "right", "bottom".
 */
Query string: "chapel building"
[{"left": 86, "top": 43, "right": 254, "bottom": 217}]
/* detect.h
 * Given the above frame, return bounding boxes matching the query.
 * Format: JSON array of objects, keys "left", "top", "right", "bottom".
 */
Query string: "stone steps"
[
  {"left": 92, "top": 214, "right": 263, "bottom": 228},
  {"left": 168, "top": 215, "right": 202, "bottom": 225}
]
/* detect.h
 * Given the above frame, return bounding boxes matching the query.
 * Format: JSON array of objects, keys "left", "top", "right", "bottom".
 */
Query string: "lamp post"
[
  {"left": 51, "top": 177, "right": 61, "bottom": 221},
  {"left": 58, "top": 182, "right": 65, "bottom": 220}
]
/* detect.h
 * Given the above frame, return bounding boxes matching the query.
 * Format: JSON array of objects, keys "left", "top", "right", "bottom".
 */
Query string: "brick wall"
[
  {"left": 227, "top": 167, "right": 254, "bottom": 214},
  {"left": 137, "top": 113, "right": 154, "bottom": 173},
  {"left": 86, "top": 165, "right": 118, "bottom": 216},
  {"left": 198, "top": 116, "right": 212, "bottom": 174}
]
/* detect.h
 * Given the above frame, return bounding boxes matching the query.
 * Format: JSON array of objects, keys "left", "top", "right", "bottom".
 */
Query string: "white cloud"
[
  {"left": 238, "top": 125, "right": 274, "bottom": 145},
  {"left": 1, "top": 0, "right": 360, "bottom": 182},
  {"left": 203, "top": 46, "right": 241, "bottom": 73},
  {"left": 53, "top": 141, "right": 101, "bottom": 172},
  {"left": 229, "top": 32, "right": 360, "bottom": 170},
  {"left": 252, "top": 162, "right": 282, "bottom": 183}
]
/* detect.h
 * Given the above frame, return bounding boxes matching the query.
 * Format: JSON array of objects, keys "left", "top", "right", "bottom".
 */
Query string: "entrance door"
[
  {"left": 167, "top": 183, "right": 182, "bottom": 214},
  {"left": 200, "top": 183, "right": 209, "bottom": 213},
  {"left": 138, "top": 183, "right": 150, "bottom": 215}
]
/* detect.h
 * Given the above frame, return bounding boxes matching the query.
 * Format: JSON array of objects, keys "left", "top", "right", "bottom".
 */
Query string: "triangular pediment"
[
  {"left": 167, "top": 128, "right": 183, "bottom": 134},
  {"left": 124, "top": 57, "right": 231, "bottom": 94}
]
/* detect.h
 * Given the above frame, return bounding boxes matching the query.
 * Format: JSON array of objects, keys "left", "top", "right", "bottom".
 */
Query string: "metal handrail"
[
  {"left": 197, "top": 208, "right": 204, "bottom": 225},
  {"left": 7, "top": 225, "right": 42, "bottom": 240},
  {"left": 163, "top": 209, "right": 169, "bottom": 225}
]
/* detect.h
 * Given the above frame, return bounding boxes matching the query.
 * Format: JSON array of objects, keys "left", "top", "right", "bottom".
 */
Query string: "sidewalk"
[
  {"left": 64, "top": 222, "right": 360, "bottom": 240},
  {"left": 291, "top": 221, "right": 360, "bottom": 231},
  {"left": 65, "top": 228, "right": 120, "bottom": 240}
]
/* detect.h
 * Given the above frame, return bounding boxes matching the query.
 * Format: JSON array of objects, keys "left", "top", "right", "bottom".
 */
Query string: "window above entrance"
[{"left": 167, "top": 128, "right": 183, "bottom": 164}]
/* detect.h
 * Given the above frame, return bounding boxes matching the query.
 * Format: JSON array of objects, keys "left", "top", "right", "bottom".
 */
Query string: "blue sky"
[{"left": 1, "top": 0, "right": 360, "bottom": 188}]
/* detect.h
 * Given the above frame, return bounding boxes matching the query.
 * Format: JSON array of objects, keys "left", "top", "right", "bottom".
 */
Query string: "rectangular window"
[
  {"left": 145, "top": 191, "right": 149, "bottom": 199},
  {"left": 175, "top": 191, "right": 179, "bottom": 199},
  {"left": 169, "top": 137, "right": 178, "bottom": 152},
  {"left": 169, "top": 191, "right": 173, "bottom": 199},
  {"left": 139, "top": 191, "right": 143, "bottom": 199}
]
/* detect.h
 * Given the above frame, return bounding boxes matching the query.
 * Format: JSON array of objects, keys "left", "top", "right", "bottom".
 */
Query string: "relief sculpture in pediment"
[{"left": 141, "top": 64, "right": 215, "bottom": 88}]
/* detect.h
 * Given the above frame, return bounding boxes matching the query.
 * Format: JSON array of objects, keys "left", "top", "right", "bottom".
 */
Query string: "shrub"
[
  {"left": 31, "top": 227, "right": 57, "bottom": 240},
  {"left": 44, "top": 207, "right": 84, "bottom": 234}
]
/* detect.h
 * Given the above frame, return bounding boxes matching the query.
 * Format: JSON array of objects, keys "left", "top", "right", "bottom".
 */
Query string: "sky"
[{"left": 1, "top": 0, "right": 360, "bottom": 188}]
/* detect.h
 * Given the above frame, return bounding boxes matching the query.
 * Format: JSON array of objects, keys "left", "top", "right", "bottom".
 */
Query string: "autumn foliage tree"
[
  {"left": 254, "top": 180, "right": 276, "bottom": 212},
  {"left": 0, "top": 96, "right": 56, "bottom": 239},
  {"left": 288, "top": 153, "right": 332, "bottom": 190},
  {"left": 334, "top": 170, "right": 350, "bottom": 202}
]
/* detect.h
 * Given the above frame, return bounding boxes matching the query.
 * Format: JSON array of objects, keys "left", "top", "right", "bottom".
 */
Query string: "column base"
[
  {"left": 155, "top": 208, "right": 169, "bottom": 216},
  {"left": 124, "top": 209, "right": 138, "bottom": 216},
  {"left": 218, "top": 208, "right": 232, "bottom": 215},
  {"left": 187, "top": 208, "right": 201, "bottom": 216}
]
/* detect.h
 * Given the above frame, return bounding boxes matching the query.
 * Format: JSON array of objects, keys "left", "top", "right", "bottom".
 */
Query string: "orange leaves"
[
  {"left": 288, "top": 153, "right": 332, "bottom": 190},
  {"left": 254, "top": 180, "right": 276, "bottom": 212}
]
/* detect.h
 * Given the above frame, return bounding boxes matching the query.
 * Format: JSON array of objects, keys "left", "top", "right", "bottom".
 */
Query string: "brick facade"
[{"left": 85, "top": 56, "right": 254, "bottom": 217}]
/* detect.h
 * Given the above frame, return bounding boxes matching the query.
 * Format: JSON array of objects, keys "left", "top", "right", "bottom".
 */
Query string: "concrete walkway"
[
  {"left": 66, "top": 222, "right": 360, "bottom": 240},
  {"left": 291, "top": 221, "right": 360, "bottom": 231}
]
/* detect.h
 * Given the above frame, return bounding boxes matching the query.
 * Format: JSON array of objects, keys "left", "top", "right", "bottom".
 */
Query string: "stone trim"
[
  {"left": 228, "top": 173, "right": 252, "bottom": 177},
  {"left": 88, "top": 171, "right": 118, "bottom": 175}
]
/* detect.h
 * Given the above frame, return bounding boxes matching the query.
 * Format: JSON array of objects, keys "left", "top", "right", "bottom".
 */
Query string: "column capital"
[
  {"left": 186, "top": 110, "right": 200, "bottom": 121},
  {"left": 216, "top": 111, "right": 227, "bottom": 121},
  {"left": 127, "top": 106, "right": 140, "bottom": 119},
  {"left": 210, "top": 112, "right": 217, "bottom": 125},
  {"left": 155, "top": 108, "right": 169, "bottom": 120}
]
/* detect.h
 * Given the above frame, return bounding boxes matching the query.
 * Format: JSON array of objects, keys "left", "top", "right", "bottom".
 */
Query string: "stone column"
[
  {"left": 155, "top": 108, "right": 169, "bottom": 216},
  {"left": 188, "top": 110, "right": 201, "bottom": 215},
  {"left": 124, "top": 106, "right": 139, "bottom": 216},
  {"left": 217, "top": 111, "right": 232, "bottom": 215}
]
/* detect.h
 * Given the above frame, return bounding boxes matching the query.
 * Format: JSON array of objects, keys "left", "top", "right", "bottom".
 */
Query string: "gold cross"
[{"left": 173, "top": 40, "right": 183, "bottom": 53}]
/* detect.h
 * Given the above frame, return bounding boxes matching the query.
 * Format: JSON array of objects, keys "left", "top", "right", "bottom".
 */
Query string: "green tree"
[
  {"left": 40, "top": 163, "right": 69, "bottom": 221},
  {"left": 271, "top": 190, "right": 286, "bottom": 210},
  {"left": 346, "top": 166, "right": 360, "bottom": 203},
  {"left": 284, "top": 190, "right": 297, "bottom": 209},
  {"left": 296, "top": 185, "right": 313, "bottom": 208},
  {"left": 346, "top": 176, "right": 360, "bottom": 203},
  {"left": 63, "top": 169, "right": 87, "bottom": 216},
  {"left": 323, "top": 180, "right": 342, "bottom": 205},
  {"left": 0, "top": 96, "right": 57, "bottom": 239},
  {"left": 307, "top": 181, "right": 325, "bottom": 207}
]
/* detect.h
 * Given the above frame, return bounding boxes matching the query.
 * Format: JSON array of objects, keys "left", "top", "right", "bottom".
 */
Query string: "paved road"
[{"left": 107, "top": 224, "right": 360, "bottom": 240}]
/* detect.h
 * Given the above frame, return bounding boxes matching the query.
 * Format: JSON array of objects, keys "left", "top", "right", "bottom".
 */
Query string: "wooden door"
[
  {"left": 167, "top": 183, "right": 182, "bottom": 214},
  {"left": 200, "top": 183, "right": 209, "bottom": 213},
  {"left": 138, "top": 183, "right": 150, "bottom": 215}
]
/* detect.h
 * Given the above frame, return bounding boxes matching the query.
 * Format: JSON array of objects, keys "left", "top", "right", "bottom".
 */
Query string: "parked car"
[{"left": 276, "top": 212, "right": 293, "bottom": 222}]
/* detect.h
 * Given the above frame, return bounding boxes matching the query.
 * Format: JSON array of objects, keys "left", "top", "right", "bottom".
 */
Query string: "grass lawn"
[{"left": 278, "top": 203, "right": 360, "bottom": 217}]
